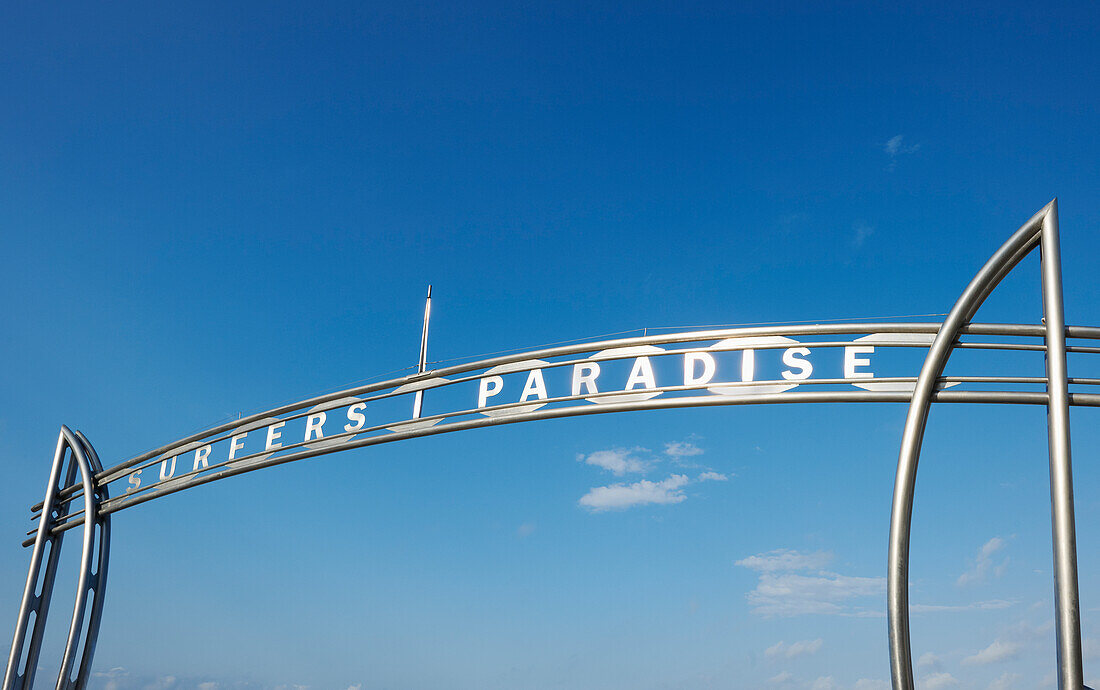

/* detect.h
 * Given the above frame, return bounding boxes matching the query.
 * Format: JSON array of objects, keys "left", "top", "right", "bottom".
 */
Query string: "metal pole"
[
  {"left": 412, "top": 285, "right": 432, "bottom": 419},
  {"left": 1039, "top": 200, "right": 1085, "bottom": 689}
]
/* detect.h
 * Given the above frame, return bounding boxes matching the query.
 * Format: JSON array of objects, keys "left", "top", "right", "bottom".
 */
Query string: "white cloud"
[
  {"left": 922, "top": 672, "right": 959, "bottom": 689},
  {"left": 988, "top": 672, "right": 1022, "bottom": 690},
  {"left": 579, "top": 474, "right": 689, "bottom": 511},
  {"left": 664, "top": 441, "right": 704, "bottom": 458},
  {"left": 917, "top": 652, "right": 941, "bottom": 670},
  {"left": 767, "top": 671, "right": 793, "bottom": 685},
  {"left": 884, "top": 134, "right": 920, "bottom": 157},
  {"left": 963, "top": 639, "right": 1022, "bottom": 665},
  {"left": 697, "top": 471, "right": 728, "bottom": 482},
  {"left": 737, "top": 549, "right": 882, "bottom": 617},
  {"left": 957, "top": 537, "right": 1009, "bottom": 586},
  {"left": 910, "top": 599, "right": 1015, "bottom": 613},
  {"left": 347, "top": 685, "right": 362, "bottom": 690},
  {"left": 735, "top": 549, "right": 833, "bottom": 573},
  {"left": 765, "top": 638, "right": 823, "bottom": 659},
  {"left": 855, "top": 680, "right": 889, "bottom": 690},
  {"left": 745, "top": 571, "right": 885, "bottom": 617},
  {"left": 197, "top": 684, "right": 219, "bottom": 690},
  {"left": 578, "top": 448, "right": 649, "bottom": 475},
  {"left": 810, "top": 676, "right": 839, "bottom": 690}
]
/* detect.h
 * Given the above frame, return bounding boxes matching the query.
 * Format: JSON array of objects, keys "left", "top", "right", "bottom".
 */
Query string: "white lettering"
[
  {"left": 478, "top": 376, "right": 504, "bottom": 408},
  {"left": 159, "top": 456, "right": 177, "bottom": 481},
  {"left": 624, "top": 357, "right": 656, "bottom": 391},
  {"left": 844, "top": 345, "right": 875, "bottom": 379},
  {"left": 304, "top": 412, "right": 326, "bottom": 441},
  {"left": 520, "top": 369, "right": 548, "bottom": 402},
  {"left": 228, "top": 433, "right": 247, "bottom": 460},
  {"left": 127, "top": 470, "right": 142, "bottom": 493},
  {"left": 572, "top": 363, "right": 600, "bottom": 396},
  {"left": 192, "top": 445, "right": 211, "bottom": 471},
  {"left": 683, "top": 352, "right": 716, "bottom": 386},
  {"left": 741, "top": 349, "right": 756, "bottom": 382},
  {"left": 266, "top": 422, "right": 285, "bottom": 450},
  {"left": 344, "top": 403, "right": 366, "bottom": 432},
  {"left": 781, "top": 347, "right": 813, "bottom": 380}
]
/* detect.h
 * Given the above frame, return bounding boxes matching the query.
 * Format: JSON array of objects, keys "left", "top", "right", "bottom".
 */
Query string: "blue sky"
[{"left": 2, "top": 1, "right": 1100, "bottom": 688}]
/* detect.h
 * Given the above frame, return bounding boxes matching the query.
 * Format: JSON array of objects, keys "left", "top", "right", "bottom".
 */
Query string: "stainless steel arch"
[
  {"left": 889, "top": 200, "right": 1085, "bottom": 689},
  {"left": 6, "top": 201, "right": 1092, "bottom": 688},
  {"left": 4, "top": 427, "right": 110, "bottom": 690}
]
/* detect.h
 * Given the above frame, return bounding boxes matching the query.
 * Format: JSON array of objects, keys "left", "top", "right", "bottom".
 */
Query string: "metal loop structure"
[
  {"left": 5, "top": 428, "right": 110, "bottom": 690},
  {"left": 3, "top": 200, "right": 1089, "bottom": 688}
]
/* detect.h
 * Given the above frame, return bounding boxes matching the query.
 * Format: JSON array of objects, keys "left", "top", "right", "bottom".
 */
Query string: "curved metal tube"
[
  {"left": 4, "top": 427, "right": 111, "bottom": 690},
  {"left": 888, "top": 200, "right": 1083, "bottom": 689},
  {"left": 71, "top": 432, "right": 110, "bottom": 690},
  {"left": 4, "top": 430, "right": 73, "bottom": 690},
  {"left": 54, "top": 428, "right": 97, "bottom": 689}
]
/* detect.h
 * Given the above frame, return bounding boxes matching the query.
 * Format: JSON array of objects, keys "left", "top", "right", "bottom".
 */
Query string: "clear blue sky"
[{"left": 2, "top": 2, "right": 1100, "bottom": 688}]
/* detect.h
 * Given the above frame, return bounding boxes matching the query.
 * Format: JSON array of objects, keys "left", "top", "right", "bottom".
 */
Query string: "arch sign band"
[{"left": 3, "top": 200, "right": 1091, "bottom": 690}]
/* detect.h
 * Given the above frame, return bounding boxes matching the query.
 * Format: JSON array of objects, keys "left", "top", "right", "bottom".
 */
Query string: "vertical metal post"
[
  {"left": 1039, "top": 200, "right": 1085, "bottom": 689},
  {"left": 412, "top": 285, "right": 432, "bottom": 419}
]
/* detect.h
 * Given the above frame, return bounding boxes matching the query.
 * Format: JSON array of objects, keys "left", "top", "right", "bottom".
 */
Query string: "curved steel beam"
[
  {"left": 4, "top": 427, "right": 111, "bottom": 690},
  {"left": 69, "top": 432, "right": 110, "bottom": 690},
  {"left": 30, "top": 388, "right": 1100, "bottom": 544},
  {"left": 888, "top": 200, "right": 1084, "bottom": 689}
]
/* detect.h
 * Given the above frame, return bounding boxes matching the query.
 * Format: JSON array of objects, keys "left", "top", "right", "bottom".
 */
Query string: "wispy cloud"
[
  {"left": 854, "top": 680, "right": 888, "bottom": 690},
  {"left": 884, "top": 134, "right": 920, "bottom": 157},
  {"left": 765, "top": 638, "right": 823, "bottom": 659},
  {"left": 810, "top": 677, "right": 839, "bottom": 690},
  {"left": 697, "top": 471, "right": 728, "bottom": 482},
  {"left": 988, "top": 672, "right": 1022, "bottom": 690},
  {"left": 917, "top": 652, "right": 942, "bottom": 670},
  {"left": 577, "top": 440, "right": 728, "bottom": 511},
  {"left": 767, "top": 671, "right": 794, "bottom": 685},
  {"left": 923, "top": 672, "right": 959, "bottom": 689},
  {"left": 883, "top": 134, "right": 920, "bottom": 171},
  {"left": 664, "top": 441, "right": 704, "bottom": 458},
  {"left": 963, "top": 639, "right": 1022, "bottom": 665},
  {"left": 910, "top": 600, "right": 1015, "bottom": 613},
  {"left": 736, "top": 549, "right": 833, "bottom": 573},
  {"left": 579, "top": 474, "right": 690, "bottom": 511},
  {"left": 577, "top": 448, "right": 650, "bottom": 475},
  {"left": 736, "top": 549, "right": 883, "bottom": 617},
  {"left": 957, "top": 537, "right": 1009, "bottom": 586}
]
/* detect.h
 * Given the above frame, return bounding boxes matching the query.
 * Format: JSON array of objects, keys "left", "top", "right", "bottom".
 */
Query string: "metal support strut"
[
  {"left": 888, "top": 200, "right": 1086, "bottom": 689},
  {"left": 4, "top": 427, "right": 111, "bottom": 690}
]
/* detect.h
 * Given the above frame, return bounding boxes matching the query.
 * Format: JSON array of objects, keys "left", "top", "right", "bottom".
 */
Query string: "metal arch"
[
  {"left": 3, "top": 428, "right": 110, "bottom": 690},
  {"left": 888, "top": 200, "right": 1085, "bottom": 689},
  {"left": 5, "top": 203, "right": 1094, "bottom": 688},
  {"left": 68, "top": 432, "right": 110, "bottom": 690},
  {"left": 23, "top": 321, "right": 1100, "bottom": 540}
]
